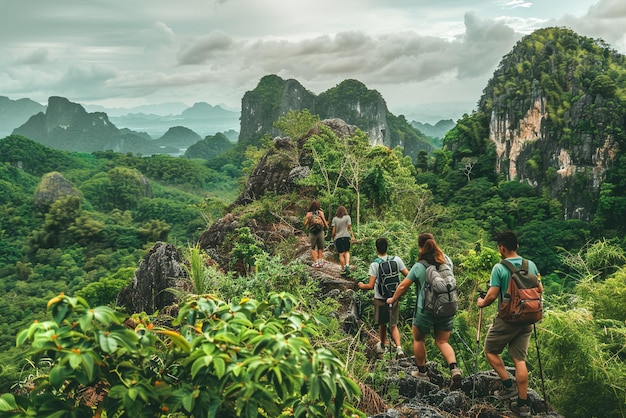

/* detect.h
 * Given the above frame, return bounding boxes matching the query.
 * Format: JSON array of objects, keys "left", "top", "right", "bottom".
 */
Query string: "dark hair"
[
  {"left": 417, "top": 233, "right": 446, "bottom": 265},
  {"left": 495, "top": 230, "right": 518, "bottom": 251},
  {"left": 418, "top": 232, "right": 434, "bottom": 248},
  {"left": 375, "top": 237, "right": 388, "bottom": 255},
  {"left": 308, "top": 200, "right": 321, "bottom": 212},
  {"left": 335, "top": 205, "right": 348, "bottom": 218}
]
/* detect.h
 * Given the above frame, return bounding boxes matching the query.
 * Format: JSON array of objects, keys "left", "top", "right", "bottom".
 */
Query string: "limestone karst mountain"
[
  {"left": 238, "top": 75, "right": 434, "bottom": 161},
  {"left": 446, "top": 27, "right": 626, "bottom": 222}
]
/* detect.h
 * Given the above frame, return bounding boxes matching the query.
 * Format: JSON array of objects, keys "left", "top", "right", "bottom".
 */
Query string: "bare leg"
[
  {"left": 412, "top": 325, "right": 427, "bottom": 366},
  {"left": 486, "top": 352, "right": 510, "bottom": 381},
  {"left": 345, "top": 251, "right": 350, "bottom": 267},
  {"left": 391, "top": 325, "right": 401, "bottom": 347},
  {"left": 434, "top": 329, "right": 457, "bottom": 365},
  {"left": 513, "top": 357, "right": 529, "bottom": 398},
  {"left": 317, "top": 249, "right": 324, "bottom": 262},
  {"left": 338, "top": 252, "right": 346, "bottom": 269},
  {"left": 379, "top": 324, "right": 388, "bottom": 345}
]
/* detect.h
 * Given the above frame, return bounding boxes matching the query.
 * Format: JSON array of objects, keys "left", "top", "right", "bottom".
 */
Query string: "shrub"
[{"left": 3, "top": 293, "right": 362, "bottom": 417}]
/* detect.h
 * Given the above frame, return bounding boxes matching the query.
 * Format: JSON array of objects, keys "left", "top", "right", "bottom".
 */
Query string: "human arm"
[
  {"left": 358, "top": 275, "right": 376, "bottom": 290},
  {"left": 320, "top": 211, "right": 329, "bottom": 228},
  {"left": 331, "top": 225, "right": 336, "bottom": 239},
  {"left": 477, "top": 286, "right": 499, "bottom": 308},
  {"left": 386, "top": 278, "right": 412, "bottom": 305}
]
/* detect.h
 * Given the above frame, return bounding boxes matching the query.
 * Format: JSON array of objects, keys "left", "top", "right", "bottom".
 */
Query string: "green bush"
[{"left": 4, "top": 293, "right": 363, "bottom": 418}]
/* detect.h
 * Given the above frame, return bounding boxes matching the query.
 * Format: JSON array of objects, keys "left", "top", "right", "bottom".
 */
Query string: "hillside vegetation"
[{"left": 0, "top": 27, "right": 625, "bottom": 417}]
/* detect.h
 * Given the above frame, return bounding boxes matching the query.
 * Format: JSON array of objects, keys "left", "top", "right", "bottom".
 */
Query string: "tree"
[
  {"left": 273, "top": 109, "right": 320, "bottom": 139},
  {"left": 339, "top": 131, "right": 371, "bottom": 231}
]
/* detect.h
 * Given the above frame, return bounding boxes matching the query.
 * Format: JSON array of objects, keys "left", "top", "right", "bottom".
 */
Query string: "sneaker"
[
  {"left": 411, "top": 370, "right": 430, "bottom": 381},
  {"left": 450, "top": 367, "right": 462, "bottom": 390},
  {"left": 343, "top": 265, "right": 351, "bottom": 276},
  {"left": 494, "top": 384, "right": 519, "bottom": 400},
  {"left": 340, "top": 268, "right": 348, "bottom": 276},
  {"left": 511, "top": 402, "right": 530, "bottom": 417},
  {"left": 396, "top": 346, "right": 405, "bottom": 359},
  {"left": 375, "top": 341, "right": 386, "bottom": 354}
]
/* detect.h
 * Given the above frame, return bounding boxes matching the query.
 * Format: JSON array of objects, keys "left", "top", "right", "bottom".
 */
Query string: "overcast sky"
[{"left": 1, "top": 0, "right": 625, "bottom": 119}]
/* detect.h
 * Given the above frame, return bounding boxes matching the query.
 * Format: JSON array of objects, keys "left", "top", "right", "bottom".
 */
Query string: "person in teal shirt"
[
  {"left": 477, "top": 230, "right": 543, "bottom": 417},
  {"left": 386, "top": 232, "right": 462, "bottom": 390}
]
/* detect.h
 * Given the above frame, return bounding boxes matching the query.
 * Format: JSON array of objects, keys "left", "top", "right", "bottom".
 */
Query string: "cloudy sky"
[{"left": 1, "top": 0, "right": 625, "bottom": 120}]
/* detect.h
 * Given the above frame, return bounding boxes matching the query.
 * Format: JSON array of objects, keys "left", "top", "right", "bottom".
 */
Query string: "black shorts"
[{"left": 334, "top": 237, "right": 351, "bottom": 253}]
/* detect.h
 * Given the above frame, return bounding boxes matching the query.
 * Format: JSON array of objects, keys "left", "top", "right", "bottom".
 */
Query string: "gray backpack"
[{"left": 419, "top": 260, "right": 458, "bottom": 317}]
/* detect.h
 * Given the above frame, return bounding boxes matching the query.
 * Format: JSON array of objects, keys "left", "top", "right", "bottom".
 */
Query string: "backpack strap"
[{"left": 499, "top": 258, "right": 525, "bottom": 298}]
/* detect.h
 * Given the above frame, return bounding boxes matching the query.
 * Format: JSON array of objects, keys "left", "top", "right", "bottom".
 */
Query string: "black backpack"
[
  {"left": 376, "top": 256, "right": 400, "bottom": 299},
  {"left": 419, "top": 260, "right": 458, "bottom": 317}
]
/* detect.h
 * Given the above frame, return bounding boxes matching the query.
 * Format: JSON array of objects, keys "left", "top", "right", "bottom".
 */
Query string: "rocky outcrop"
[
  {"left": 116, "top": 242, "right": 190, "bottom": 315},
  {"left": 33, "top": 171, "right": 81, "bottom": 210},
  {"left": 233, "top": 118, "right": 358, "bottom": 206},
  {"left": 239, "top": 75, "right": 317, "bottom": 147}
]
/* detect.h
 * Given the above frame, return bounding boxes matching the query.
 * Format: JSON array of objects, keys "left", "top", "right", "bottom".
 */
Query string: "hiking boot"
[
  {"left": 411, "top": 370, "right": 430, "bottom": 381},
  {"left": 375, "top": 341, "right": 386, "bottom": 354},
  {"left": 494, "top": 384, "right": 519, "bottom": 400},
  {"left": 450, "top": 367, "right": 462, "bottom": 390},
  {"left": 396, "top": 346, "right": 405, "bottom": 359},
  {"left": 512, "top": 400, "right": 531, "bottom": 417}
]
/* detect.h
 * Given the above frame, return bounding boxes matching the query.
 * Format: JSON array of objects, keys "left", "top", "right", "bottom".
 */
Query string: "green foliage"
[
  {"left": 7, "top": 293, "right": 362, "bottom": 417},
  {"left": 540, "top": 310, "right": 626, "bottom": 417},
  {"left": 273, "top": 109, "right": 320, "bottom": 139}
]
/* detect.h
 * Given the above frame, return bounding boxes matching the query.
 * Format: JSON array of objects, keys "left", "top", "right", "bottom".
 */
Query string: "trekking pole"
[
  {"left": 533, "top": 323, "right": 548, "bottom": 413},
  {"left": 473, "top": 290, "right": 486, "bottom": 403},
  {"left": 388, "top": 303, "right": 393, "bottom": 358}
]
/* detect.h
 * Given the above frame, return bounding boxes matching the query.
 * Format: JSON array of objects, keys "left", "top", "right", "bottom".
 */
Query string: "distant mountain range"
[
  {"left": 0, "top": 96, "right": 241, "bottom": 141},
  {"left": 1, "top": 91, "right": 456, "bottom": 158}
]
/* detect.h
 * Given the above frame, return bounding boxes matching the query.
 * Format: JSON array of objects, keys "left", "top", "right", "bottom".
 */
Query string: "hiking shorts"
[
  {"left": 413, "top": 309, "right": 455, "bottom": 335},
  {"left": 484, "top": 316, "right": 533, "bottom": 361},
  {"left": 334, "top": 237, "right": 351, "bottom": 253},
  {"left": 309, "top": 230, "right": 325, "bottom": 250},
  {"left": 374, "top": 298, "right": 399, "bottom": 326}
]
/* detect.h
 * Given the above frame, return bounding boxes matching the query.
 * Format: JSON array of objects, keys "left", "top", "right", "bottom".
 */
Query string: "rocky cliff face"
[
  {"left": 479, "top": 28, "right": 625, "bottom": 220},
  {"left": 239, "top": 75, "right": 432, "bottom": 160}
]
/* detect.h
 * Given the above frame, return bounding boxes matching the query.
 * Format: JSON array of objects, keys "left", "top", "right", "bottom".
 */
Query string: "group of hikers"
[{"left": 304, "top": 200, "right": 543, "bottom": 417}]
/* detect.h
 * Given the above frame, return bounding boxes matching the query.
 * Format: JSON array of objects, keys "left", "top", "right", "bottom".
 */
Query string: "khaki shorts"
[
  {"left": 309, "top": 231, "right": 325, "bottom": 250},
  {"left": 374, "top": 298, "right": 399, "bottom": 326},
  {"left": 484, "top": 316, "right": 532, "bottom": 361}
]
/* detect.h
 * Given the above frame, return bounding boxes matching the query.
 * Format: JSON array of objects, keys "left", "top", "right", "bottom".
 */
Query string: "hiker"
[
  {"left": 477, "top": 230, "right": 543, "bottom": 417},
  {"left": 304, "top": 200, "right": 329, "bottom": 268},
  {"left": 386, "top": 233, "right": 462, "bottom": 389},
  {"left": 358, "top": 237, "right": 409, "bottom": 358},
  {"left": 331, "top": 205, "right": 355, "bottom": 276}
]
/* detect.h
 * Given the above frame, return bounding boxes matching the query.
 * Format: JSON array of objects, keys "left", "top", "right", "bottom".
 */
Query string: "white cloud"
[{"left": 0, "top": 0, "right": 618, "bottom": 113}]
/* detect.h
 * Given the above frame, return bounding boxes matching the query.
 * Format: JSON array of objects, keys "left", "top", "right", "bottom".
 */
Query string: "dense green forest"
[{"left": 1, "top": 27, "right": 626, "bottom": 418}]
